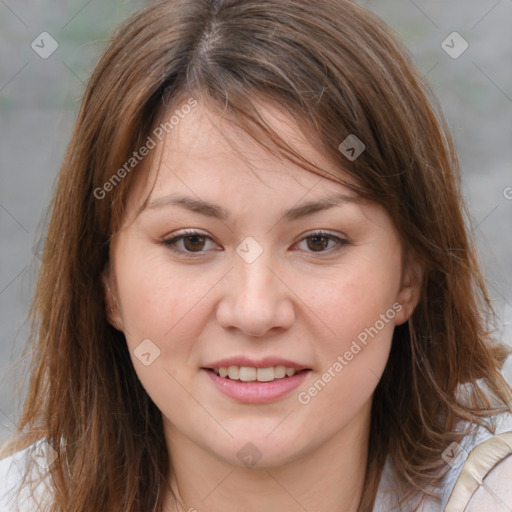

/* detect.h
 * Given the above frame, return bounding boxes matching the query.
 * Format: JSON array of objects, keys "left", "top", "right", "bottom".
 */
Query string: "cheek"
[
  {"left": 296, "top": 273, "right": 396, "bottom": 431},
  {"left": 113, "top": 255, "right": 214, "bottom": 413},
  {"left": 306, "top": 263, "right": 399, "bottom": 342},
  {"left": 297, "top": 260, "right": 399, "bottom": 411},
  {"left": 120, "top": 276, "right": 209, "bottom": 354},
  {"left": 113, "top": 238, "right": 202, "bottom": 339}
]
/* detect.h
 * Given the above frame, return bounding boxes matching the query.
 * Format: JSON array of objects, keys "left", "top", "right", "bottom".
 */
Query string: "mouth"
[
  {"left": 202, "top": 357, "right": 312, "bottom": 402},
  {"left": 206, "top": 365, "right": 309, "bottom": 382},
  {"left": 203, "top": 365, "right": 311, "bottom": 403}
]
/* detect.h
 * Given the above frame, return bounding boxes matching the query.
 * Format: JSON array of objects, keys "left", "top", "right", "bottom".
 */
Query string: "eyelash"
[{"left": 161, "top": 229, "right": 350, "bottom": 256}]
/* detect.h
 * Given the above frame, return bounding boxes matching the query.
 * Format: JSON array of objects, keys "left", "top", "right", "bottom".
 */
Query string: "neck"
[{"left": 162, "top": 406, "right": 371, "bottom": 512}]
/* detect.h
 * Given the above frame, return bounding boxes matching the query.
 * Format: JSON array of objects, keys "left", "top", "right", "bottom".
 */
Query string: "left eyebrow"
[
  {"left": 282, "top": 194, "right": 361, "bottom": 221},
  {"left": 143, "top": 193, "right": 360, "bottom": 221}
]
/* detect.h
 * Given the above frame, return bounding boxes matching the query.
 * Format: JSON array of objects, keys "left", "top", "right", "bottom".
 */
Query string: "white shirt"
[
  {"left": 373, "top": 356, "right": 512, "bottom": 511},
  {"left": 0, "top": 441, "right": 50, "bottom": 512},
  {"left": 373, "top": 410, "right": 512, "bottom": 511}
]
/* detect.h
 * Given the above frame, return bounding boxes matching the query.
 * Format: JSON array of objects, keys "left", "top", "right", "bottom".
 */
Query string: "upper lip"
[{"left": 203, "top": 357, "right": 310, "bottom": 370}]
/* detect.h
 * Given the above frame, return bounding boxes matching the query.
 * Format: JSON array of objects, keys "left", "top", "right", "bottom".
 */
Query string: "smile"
[
  {"left": 203, "top": 367, "right": 311, "bottom": 403},
  {"left": 211, "top": 365, "right": 299, "bottom": 382}
]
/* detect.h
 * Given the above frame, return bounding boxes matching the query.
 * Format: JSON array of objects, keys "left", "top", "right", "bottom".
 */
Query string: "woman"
[{"left": 1, "top": 1, "right": 511, "bottom": 511}]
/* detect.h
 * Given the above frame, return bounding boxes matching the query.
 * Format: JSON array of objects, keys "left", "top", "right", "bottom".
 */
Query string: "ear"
[
  {"left": 101, "top": 271, "right": 124, "bottom": 331},
  {"left": 393, "top": 257, "right": 423, "bottom": 326}
]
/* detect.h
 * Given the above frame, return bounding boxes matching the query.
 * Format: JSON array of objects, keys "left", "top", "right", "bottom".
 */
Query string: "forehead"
[{"left": 125, "top": 100, "right": 358, "bottom": 214}]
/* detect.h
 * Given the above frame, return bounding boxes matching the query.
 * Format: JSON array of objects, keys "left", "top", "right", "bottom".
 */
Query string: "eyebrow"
[{"left": 144, "top": 193, "right": 360, "bottom": 221}]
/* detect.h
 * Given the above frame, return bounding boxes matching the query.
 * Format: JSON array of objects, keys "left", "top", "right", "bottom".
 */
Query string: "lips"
[{"left": 202, "top": 357, "right": 311, "bottom": 403}]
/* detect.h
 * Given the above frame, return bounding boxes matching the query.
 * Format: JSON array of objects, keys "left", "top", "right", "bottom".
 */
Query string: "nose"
[{"left": 215, "top": 254, "right": 295, "bottom": 337}]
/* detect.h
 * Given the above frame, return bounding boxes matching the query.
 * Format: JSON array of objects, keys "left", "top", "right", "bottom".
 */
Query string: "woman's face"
[{"left": 106, "top": 101, "right": 419, "bottom": 468}]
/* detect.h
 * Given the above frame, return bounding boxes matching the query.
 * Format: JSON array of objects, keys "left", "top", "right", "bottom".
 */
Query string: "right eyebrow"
[{"left": 145, "top": 195, "right": 229, "bottom": 220}]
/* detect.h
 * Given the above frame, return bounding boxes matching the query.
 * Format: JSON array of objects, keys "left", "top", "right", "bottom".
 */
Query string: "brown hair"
[{"left": 3, "top": 0, "right": 511, "bottom": 510}]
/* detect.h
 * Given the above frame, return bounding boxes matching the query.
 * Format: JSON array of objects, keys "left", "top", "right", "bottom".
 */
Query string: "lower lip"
[{"left": 203, "top": 369, "right": 310, "bottom": 403}]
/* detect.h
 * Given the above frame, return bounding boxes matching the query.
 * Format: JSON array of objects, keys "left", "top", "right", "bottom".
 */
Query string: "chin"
[{"left": 215, "top": 433, "right": 307, "bottom": 469}]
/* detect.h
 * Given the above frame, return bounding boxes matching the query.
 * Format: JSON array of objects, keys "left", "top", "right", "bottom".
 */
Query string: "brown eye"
[
  {"left": 306, "top": 235, "right": 330, "bottom": 252},
  {"left": 162, "top": 231, "right": 219, "bottom": 255},
  {"left": 292, "top": 231, "right": 349, "bottom": 254},
  {"left": 183, "top": 234, "right": 206, "bottom": 252}
]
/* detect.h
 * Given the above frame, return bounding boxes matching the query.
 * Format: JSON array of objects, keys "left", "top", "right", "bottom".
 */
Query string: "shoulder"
[
  {"left": 374, "top": 410, "right": 512, "bottom": 511},
  {"left": 443, "top": 412, "right": 512, "bottom": 511},
  {"left": 375, "top": 356, "right": 512, "bottom": 511},
  {"left": 463, "top": 453, "right": 512, "bottom": 511},
  {"left": 0, "top": 445, "right": 31, "bottom": 512},
  {"left": 441, "top": 355, "right": 512, "bottom": 510},
  {"left": 0, "top": 442, "right": 52, "bottom": 512}
]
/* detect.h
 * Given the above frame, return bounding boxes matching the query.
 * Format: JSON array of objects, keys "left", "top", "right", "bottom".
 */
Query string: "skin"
[{"left": 104, "top": 101, "right": 421, "bottom": 512}]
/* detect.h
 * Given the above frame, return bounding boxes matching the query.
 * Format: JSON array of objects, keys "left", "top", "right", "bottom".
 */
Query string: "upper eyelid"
[{"left": 164, "top": 228, "right": 346, "bottom": 240}]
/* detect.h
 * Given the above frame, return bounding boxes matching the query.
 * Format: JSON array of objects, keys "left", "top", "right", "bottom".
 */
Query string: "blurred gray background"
[{"left": 0, "top": 0, "right": 511, "bottom": 443}]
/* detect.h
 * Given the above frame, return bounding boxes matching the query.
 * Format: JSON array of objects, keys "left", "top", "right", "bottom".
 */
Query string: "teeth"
[
  {"left": 274, "top": 365, "right": 286, "bottom": 378},
  {"left": 227, "top": 366, "right": 239, "bottom": 380},
  {"left": 239, "top": 367, "right": 257, "bottom": 381},
  {"left": 256, "top": 367, "right": 274, "bottom": 382},
  {"left": 213, "top": 365, "right": 299, "bottom": 382}
]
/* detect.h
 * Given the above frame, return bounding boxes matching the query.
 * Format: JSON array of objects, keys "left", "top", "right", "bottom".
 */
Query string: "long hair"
[{"left": 2, "top": 1, "right": 511, "bottom": 511}]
